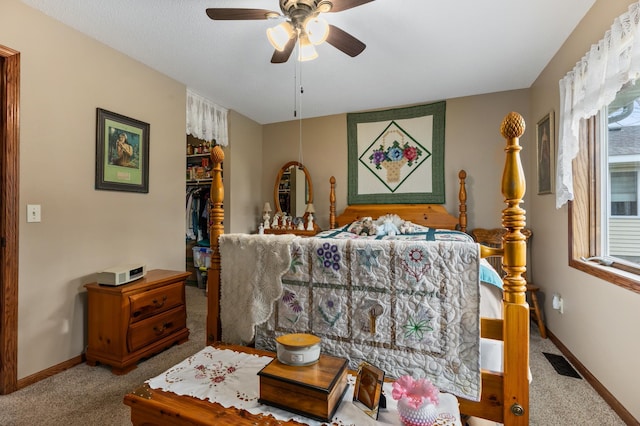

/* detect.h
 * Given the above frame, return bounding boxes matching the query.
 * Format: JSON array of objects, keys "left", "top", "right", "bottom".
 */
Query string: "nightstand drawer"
[
  {"left": 128, "top": 306, "right": 186, "bottom": 353},
  {"left": 129, "top": 281, "right": 184, "bottom": 323}
]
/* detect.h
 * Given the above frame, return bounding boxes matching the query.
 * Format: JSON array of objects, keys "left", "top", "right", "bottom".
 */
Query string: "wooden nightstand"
[{"left": 85, "top": 269, "right": 191, "bottom": 374}]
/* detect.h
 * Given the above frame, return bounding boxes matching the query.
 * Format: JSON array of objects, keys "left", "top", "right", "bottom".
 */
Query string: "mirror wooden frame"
[{"left": 273, "top": 161, "right": 314, "bottom": 215}]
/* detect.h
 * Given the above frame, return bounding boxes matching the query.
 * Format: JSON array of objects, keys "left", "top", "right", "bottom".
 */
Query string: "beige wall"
[
  {"left": 263, "top": 114, "right": 346, "bottom": 230},
  {"left": 529, "top": 0, "right": 640, "bottom": 420},
  {"left": 262, "top": 90, "right": 530, "bottom": 232},
  {"left": 225, "top": 110, "right": 263, "bottom": 234},
  {"left": 3, "top": 0, "right": 187, "bottom": 378},
  {"left": 446, "top": 90, "right": 531, "bottom": 229}
]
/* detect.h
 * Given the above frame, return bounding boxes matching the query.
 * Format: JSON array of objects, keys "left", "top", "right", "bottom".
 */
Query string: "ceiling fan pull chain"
[
  {"left": 298, "top": 57, "right": 304, "bottom": 165},
  {"left": 293, "top": 61, "right": 298, "bottom": 118}
]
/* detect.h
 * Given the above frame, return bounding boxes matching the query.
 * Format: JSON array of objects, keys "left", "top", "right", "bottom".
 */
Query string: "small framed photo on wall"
[
  {"left": 536, "top": 110, "right": 555, "bottom": 195},
  {"left": 352, "top": 362, "right": 385, "bottom": 419}
]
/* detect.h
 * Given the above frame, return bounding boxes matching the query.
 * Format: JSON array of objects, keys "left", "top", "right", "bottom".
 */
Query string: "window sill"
[{"left": 570, "top": 258, "right": 640, "bottom": 294}]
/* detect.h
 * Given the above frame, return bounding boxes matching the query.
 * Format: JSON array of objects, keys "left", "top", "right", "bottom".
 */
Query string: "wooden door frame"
[{"left": 0, "top": 44, "right": 20, "bottom": 395}]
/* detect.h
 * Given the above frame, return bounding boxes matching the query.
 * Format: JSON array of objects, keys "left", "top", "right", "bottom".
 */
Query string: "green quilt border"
[{"left": 347, "top": 101, "right": 446, "bottom": 204}]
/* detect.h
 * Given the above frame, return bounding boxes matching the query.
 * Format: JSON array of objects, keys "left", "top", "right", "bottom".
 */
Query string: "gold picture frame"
[
  {"left": 352, "top": 362, "right": 385, "bottom": 419},
  {"left": 536, "top": 110, "right": 555, "bottom": 195}
]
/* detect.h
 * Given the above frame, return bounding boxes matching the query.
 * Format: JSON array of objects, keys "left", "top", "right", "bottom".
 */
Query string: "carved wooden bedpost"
[
  {"left": 329, "top": 176, "right": 336, "bottom": 229},
  {"left": 500, "top": 112, "right": 529, "bottom": 425},
  {"left": 207, "top": 145, "right": 224, "bottom": 345},
  {"left": 458, "top": 170, "right": 468, "bottom": 233}
]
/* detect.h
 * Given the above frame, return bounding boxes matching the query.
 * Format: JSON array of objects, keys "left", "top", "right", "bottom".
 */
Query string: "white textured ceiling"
[{"left": 21, "top": 0, "right": 596, "bottom": 124}]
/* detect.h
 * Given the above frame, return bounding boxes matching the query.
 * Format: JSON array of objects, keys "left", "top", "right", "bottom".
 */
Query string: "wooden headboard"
[{"left": 328, "top": 170, "right": 468, "bottom": 232}]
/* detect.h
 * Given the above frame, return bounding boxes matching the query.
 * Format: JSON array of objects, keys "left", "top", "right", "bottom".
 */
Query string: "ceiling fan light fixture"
[
  {"left": 316, "top": 1, "right": 333, "bottom": 14},
  {"left": 298, "top": 34, "right": 318, "bottom": 61},
  {"left": 209, "top": 0, "right": 369, "bottom": 64},
  {"left": 267, "top": 22, "right": 294, "bottom": 51},
  {"left": 305, "top": 16, "right": 329, "bottom": 45}
]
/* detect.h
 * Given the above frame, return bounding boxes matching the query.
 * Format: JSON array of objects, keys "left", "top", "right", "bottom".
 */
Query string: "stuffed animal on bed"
[
  {"left": 376, "top": 214, "right": 402, "bottom": 236},
  {"left": 376, "top": 217, "right": 399, "bottom": 236},
  {"left": 347, "top": 216, "right": 378, "bottom": 236},
  {"left": 399, "top": 221, "right": 416, "bottom": 234}
]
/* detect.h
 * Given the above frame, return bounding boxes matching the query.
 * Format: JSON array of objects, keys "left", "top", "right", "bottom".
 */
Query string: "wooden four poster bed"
[{"left": 125, "top": 112, "right": 530, "bottom": 425}]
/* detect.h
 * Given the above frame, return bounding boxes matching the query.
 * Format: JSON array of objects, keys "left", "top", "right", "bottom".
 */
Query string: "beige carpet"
[
  {"left": 0, "top": 285, "right": 626, "bottom": 425},
  {"left": 467, "top": 325, "right": 625, "bottom": 426},
  {"left": 527, "top": 326, "right": 625, "bottom": 425},
  {"left": 0, "top": 285, "right": 208, "bottom": 426}
]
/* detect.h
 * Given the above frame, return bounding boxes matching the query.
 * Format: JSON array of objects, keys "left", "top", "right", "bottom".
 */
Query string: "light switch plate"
[{"left": 27, "top": 204, "right": 41, "bottom": 223}]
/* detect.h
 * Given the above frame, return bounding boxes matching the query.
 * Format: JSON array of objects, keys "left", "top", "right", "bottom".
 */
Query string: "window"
[
  {"left": 569, "top": 82, "right": 640, "bottom": 292},
  {"left": 558, "top": 3, "right": 640, "bottom": 293},
  {"left": 610, "top": 170, "right": 637, "bottom": 217},
  {"left": 604, "top": 84, "right": 640, "bottom": 265}
]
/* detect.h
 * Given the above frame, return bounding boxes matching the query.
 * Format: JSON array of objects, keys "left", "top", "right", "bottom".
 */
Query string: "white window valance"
[
  {"left": 557, "top": 1, "right": 640, "bottom": 208},
  {"left": 186, "top": 89, "right": 229, "bottom": 147}
]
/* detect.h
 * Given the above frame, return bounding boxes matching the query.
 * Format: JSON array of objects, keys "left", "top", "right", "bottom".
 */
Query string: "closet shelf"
[{"left": 187, "top": 179, "right": 213, "bottom": 185}]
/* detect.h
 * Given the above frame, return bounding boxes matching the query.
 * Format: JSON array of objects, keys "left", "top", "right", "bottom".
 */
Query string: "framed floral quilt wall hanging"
[{"left": 347, "top": 101, "right": 445, "bottom": 204}]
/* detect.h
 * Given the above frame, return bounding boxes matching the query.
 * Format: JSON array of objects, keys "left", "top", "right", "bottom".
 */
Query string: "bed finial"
[
  {"left": 329, "top": 176, "right": 337, "bottom": 229},
  {"left": 458, "top": 170, "right": 467, "bottom": 233},
  {"left": 211, "top": 144, "right": 225, "bottom": 163},
  {"left": 500, "top": 112, "right": 525, "bottom": 140},
  {"left": 500, "top": 111, "right": 526, "bottom": 301}
]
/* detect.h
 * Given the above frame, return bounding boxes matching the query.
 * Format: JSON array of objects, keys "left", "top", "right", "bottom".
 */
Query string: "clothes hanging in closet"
[{"left": 186, "top": 187, "right": 210, "bottom": 243}]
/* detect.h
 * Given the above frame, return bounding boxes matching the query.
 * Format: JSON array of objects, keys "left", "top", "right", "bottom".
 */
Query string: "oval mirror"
[{"left": 273, "top": 161, "right": 313, "bottom": 218}]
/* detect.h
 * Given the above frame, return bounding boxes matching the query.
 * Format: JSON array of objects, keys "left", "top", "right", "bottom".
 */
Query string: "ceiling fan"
[{"left": 206, "top": 0, "right": 374, "bottom": 63}]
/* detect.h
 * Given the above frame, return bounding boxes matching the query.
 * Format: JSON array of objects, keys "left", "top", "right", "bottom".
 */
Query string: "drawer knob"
[
  {"left": 152, "top": 295, "right": 167, "bottom": 308},
  {"left": 510, "top": 403, "right": 525, "bottom": 416},
  {"left": 153, "top": 322, "right": 173, "bottom": 335}
]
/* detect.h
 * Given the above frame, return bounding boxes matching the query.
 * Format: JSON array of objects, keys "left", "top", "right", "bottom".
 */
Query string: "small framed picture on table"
[{"left": 352, "top": 362, "right": 385, "bottom": 419}]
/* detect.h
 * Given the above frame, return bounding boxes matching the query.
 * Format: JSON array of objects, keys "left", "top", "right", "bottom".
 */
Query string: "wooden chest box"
[{"left": 257, "top": 353, "right": 349, "bottom": 422}]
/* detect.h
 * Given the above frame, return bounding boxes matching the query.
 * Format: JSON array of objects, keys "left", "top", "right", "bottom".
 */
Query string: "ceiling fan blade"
[
  {"left": 327, "top": 0, "right": 375, "bottom": 13},
  {"left": 326, "top": 25, "right": 366, "bottom": 57},
  {"left": 206, "top": 8, "right": 276, "bottom": 20},
  {"left": 271, "top": 37, "right": 297, "bottom": 63}
]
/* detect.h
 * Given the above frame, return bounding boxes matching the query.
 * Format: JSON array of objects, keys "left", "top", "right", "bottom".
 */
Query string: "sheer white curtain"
[
  {"left": 186, "top": 89, "right": 229, "bottom": 146},
  {"left": 557, "top": 1, "right": 640, "bottom": 208}
]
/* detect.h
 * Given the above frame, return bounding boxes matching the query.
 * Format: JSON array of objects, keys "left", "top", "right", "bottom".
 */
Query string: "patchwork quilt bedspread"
[
  {"left": 316, "top": 225, "right": 474, "bottom": 242},
  {"left": 252, "top": 236, "right": 483, "bottom": 401},
  {"left": 315, "top": 225, "right": 503, "bottom": 289}
]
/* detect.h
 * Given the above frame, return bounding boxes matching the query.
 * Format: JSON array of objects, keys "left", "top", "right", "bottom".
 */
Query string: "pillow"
[{"left": 480, "top": 260, "right": 503, "bottom": 289}]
